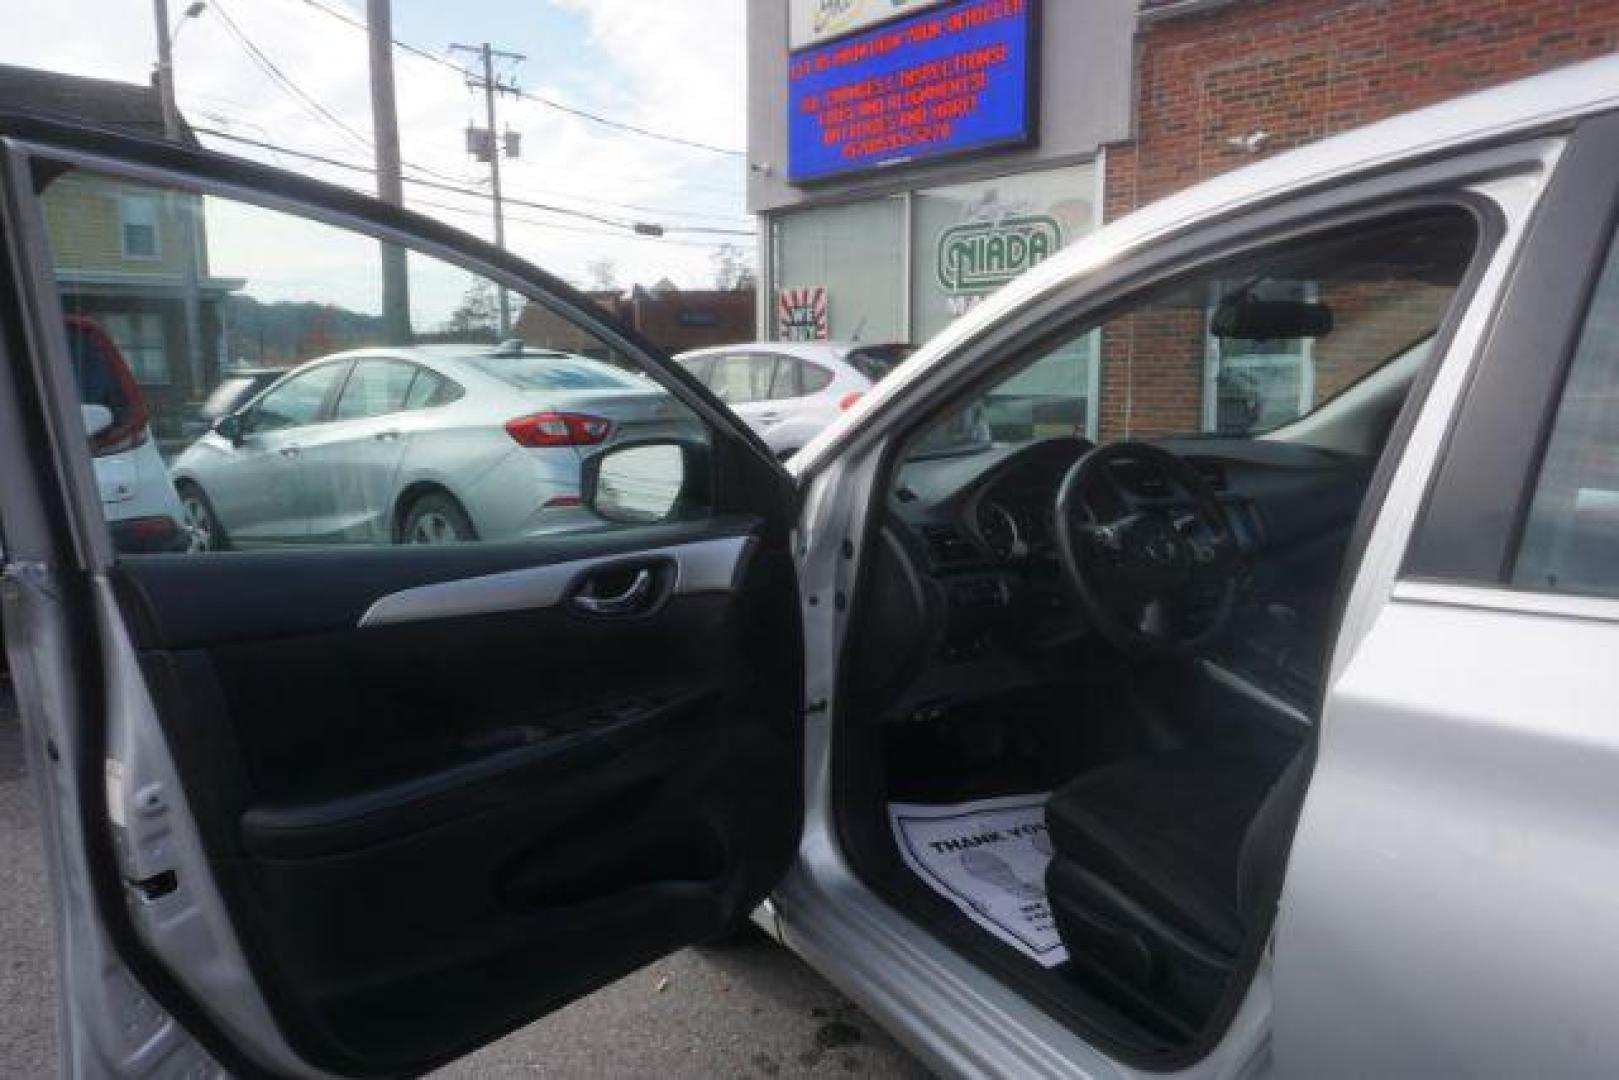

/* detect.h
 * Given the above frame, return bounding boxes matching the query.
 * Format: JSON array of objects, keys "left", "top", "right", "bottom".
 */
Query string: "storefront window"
[
  {"left": 910, "top": 163, "right": 1097, "bottom": 344},
  {"left": 774, "top": 197, "right": 906, "bottom": 342},
  {"left": 912, "top": 163, "right": 1099, "bottom": 432}
]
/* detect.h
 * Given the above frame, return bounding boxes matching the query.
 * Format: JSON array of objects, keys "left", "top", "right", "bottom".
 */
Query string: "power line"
[
  {"left": 190, "top": 125, "right": 757, "bottom": 245},
  {"left": 207, "top": 0, "right": 473, "bottom": 188},
  {"left": 289, "top": 0, "right": 745, "bottom": 158}
]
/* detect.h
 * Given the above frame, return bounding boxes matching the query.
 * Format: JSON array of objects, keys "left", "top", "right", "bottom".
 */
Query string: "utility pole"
[
  {"left": 450, "top": 42, "right": 524, "bottom": 336},
  {"left": 152, "top": 0, "right": 207, "bottom": 402},
  {"left": 368, "top": 0, "right": 411, "bottom": 344}
]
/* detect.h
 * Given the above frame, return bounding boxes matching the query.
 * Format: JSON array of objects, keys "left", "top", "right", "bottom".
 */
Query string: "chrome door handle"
[
  {"left": 374, "top": 429, "right": 401, "bottom": 442},
  {"left": 571, "top": 568, "right": 654, "bottom": 616},
  {"left": 279, "top": 444, "right": 301, "bottom": 459}
]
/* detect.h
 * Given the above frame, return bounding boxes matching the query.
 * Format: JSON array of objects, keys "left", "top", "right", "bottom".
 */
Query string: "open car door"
[{"left": 0, "top": 115, "right": 803, "bottom": 1077}]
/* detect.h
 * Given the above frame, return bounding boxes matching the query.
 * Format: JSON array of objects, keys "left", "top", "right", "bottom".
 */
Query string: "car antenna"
[{"left": 494, "top": 338, "right": 525, "bottom": 356}]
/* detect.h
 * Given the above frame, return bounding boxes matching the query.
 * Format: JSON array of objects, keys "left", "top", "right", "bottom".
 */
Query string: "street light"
[{"left": 171, "top": 1, "right": 207, "bottom": 44}]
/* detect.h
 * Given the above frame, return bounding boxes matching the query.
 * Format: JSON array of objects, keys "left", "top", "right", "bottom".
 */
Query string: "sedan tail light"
[
  {"left": 838, "top": 392, "right": 864, "bottom": 411},
  {"left": 505, "top": 411, "right": 612, "bottom": 447}
]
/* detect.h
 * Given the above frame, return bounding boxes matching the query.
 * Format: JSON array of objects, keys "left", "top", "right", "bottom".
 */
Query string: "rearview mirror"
[
  {"left": 214, "top": 412, "right": 246, "bottom": 445},
  {"left": 581, "top": 440, "right": 708, "bottom": 525},
  {"left": 80, "top": 403, "right": 114, "bottom": 439},
  {"left": 1210, "top": 297, "right": 1334, "bottom": 339}
]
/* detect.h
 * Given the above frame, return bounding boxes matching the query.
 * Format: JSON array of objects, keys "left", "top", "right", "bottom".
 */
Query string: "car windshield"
[
  {"left": 909, "top": 208, "right": 1477, "bottom": 460},
  {"left": 466, "top": 353, "right": 645, "bottom": 392},
  {"left": 846, "top": 344, "right": 915, "bottom": 382},
  {"left": 200, "top": 375, "right": 264, "bottom": 419}
]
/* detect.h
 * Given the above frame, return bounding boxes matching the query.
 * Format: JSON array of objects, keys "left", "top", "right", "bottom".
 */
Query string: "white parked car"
[
  {"left": 170, "top": 342, "right": 700, "bottom": 548},
  {"left": 675, "top": 341, "right": 912, "bottom": 459},
  {"left": 65, "top": 315, "right": 189, "bottom": 553}
]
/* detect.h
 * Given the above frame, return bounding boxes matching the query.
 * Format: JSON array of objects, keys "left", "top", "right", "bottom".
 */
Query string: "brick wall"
[{"left": 1096, "top": 0, "right": 1619, "bottom": 438}]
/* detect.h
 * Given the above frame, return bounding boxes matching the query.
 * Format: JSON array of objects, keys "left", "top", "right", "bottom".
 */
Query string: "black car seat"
[{"left": 1044, "top": 741, "right": 1306, "bottom": 1038}]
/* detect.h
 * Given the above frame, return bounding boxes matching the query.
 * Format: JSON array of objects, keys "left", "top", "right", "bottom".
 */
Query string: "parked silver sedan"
[
  {"left": 171, "top": 342, "right": 697, "bottom": 548},
  {"left": 675, "top": 341, "right": 911, "bottom": 459}
]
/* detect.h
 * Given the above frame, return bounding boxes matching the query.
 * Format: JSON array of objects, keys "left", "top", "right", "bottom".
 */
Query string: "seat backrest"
[{"left": 1236, "top": 748, "right": 1310, "bottom": 920}]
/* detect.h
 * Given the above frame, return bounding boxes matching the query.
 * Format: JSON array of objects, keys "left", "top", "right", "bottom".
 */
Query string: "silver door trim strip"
[
  {"left": 1199, "top": 659, "right": 1313, "bottom": 728},
  {"left": 1393, "top": 579, "right": 1619, "bottom": 624},
  {"left": 358, "top": 535, "right": 754, "bottom": 628}
]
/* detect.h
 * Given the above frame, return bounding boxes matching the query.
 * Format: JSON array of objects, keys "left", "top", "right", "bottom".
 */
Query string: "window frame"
[
  {"left": 117, "top": 190, "right": 161, "bottom": 261},
  {"left": 1404, "top": 111, "right": 1619, "bottom": 591}
]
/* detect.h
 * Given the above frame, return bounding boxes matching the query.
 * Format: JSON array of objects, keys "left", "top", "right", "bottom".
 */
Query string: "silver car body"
[
  {"left": 675, "top": 341, "right": 902, "bottom": 458},
  {"left": 7, "top": 54, "right": 1619, "bottom": 1080},
  {"left": 171, "top": 345, "right": 695, "bottom": 545}
]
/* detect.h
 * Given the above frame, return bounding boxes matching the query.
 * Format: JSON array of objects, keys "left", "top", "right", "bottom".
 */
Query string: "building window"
[
  {"left": 102, "top": 312, "right": 169, "bottom": 385},
  {"left": 119, "top": 194, "right": 161, "bottom": 260},
  {"left": 774, "top": 197, "right": 905, "bottom": 342}
]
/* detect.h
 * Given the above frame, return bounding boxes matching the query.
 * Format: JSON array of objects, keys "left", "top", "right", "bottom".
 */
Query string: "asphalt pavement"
[{"left": 0, "top": 692, "right": 930, "bottom": 1078}]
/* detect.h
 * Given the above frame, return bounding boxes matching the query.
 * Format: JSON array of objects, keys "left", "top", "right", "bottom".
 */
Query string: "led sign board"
[
  {"left": 789, "top": 0, "right": 955, "bottom": 49},
  {"left": 787, "top": 0, "right": 1037, "bottom": 184}
]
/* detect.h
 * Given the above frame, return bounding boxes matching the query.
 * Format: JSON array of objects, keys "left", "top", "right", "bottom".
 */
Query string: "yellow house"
[{"left": 1, "top": 63, "right": 242, "bottom": 443}]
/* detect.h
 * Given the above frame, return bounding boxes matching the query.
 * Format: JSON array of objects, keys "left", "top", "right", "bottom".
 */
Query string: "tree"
[
  {"left": 585, "top": 258, "right": 620, "bottom": 293},
  {"left": 444, "top": 278, "right": 500, "bottom": 336},
  {"left": 710, "top": 243, "right": 756, "bottom": 291}
]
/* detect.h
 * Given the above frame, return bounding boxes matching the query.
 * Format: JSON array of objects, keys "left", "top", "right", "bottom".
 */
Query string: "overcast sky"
[{"left": 0, "top": 0, "right": 753, "bottom": 322}]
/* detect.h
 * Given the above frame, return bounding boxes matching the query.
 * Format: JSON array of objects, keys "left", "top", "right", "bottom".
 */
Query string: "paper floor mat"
[{"left": 888, "top": 793, "right": 1067, "bottom": 968}]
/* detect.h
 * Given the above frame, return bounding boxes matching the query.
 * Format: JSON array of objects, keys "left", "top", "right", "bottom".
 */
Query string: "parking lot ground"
[{"left": 0, "top": 693, "right": 930, "bottom": 1078}]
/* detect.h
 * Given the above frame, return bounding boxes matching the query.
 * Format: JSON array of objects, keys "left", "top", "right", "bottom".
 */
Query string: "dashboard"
[{"left": 848, "top": 435, "right": 1373, "bottom": 723}]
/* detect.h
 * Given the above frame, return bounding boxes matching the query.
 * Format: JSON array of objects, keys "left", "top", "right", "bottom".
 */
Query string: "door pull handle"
[{"left": 572, "top": 568, "right": 655, "bottom": 616}]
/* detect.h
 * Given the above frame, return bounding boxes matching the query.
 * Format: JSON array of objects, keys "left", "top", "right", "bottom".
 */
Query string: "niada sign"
[{"left": 936, "top": 213, "right": 1062, "bottom": 294}]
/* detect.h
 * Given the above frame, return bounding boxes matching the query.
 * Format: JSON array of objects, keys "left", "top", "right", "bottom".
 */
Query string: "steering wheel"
[{"left": 1053, "top": 441, "right": 1240, "bottom": 654}]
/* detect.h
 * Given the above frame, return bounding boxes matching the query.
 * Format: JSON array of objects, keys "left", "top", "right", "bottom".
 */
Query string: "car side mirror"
[
  {"left": 580, "top": 439, "right": 709, "bottom": 525},
  {"left": 81, "top": 403, "right": 114, "bottom": 439},
  {"left": 214, "top": 412, "right": 246, "bottom": 445}
]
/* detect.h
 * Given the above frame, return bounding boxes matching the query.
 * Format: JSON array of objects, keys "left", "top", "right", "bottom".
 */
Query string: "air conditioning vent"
[{"left": 920, "top": 524, "right": 978, "bottom": 567}]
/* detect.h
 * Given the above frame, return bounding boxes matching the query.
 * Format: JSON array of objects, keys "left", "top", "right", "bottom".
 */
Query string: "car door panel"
[
  {"left": 0, "top": 119, "right": 802, "bottom": 1080},
  {"left": 207, "top": 428, "right": 306, "bottom": 545},
  {"left": 114, "top": 515, "right": 799, "bottom": 1074}
]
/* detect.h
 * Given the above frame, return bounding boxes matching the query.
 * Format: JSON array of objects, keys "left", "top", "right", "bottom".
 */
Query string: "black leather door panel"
[{"left": 117, "top": 518, "right": 802, "bottom": 1076}]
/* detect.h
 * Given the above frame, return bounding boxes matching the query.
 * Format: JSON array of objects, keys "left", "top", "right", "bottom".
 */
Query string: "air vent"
[{"left": 920, "top": 524, "right": 978, "bottom": 567}]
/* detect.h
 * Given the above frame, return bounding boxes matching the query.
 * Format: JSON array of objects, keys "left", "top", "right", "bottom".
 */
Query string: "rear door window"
[
  {"left": 334, "top": 359, "right": 418, "bottom": 421},
  {"left": 712, "top": 353, "right": 776, "bottom": 403},
  {"left": 769, "top": 357, "right": 803, "bottom": 399},
  {"left": 1515, "top": 226, "right": 1619, "bottom": 597}
]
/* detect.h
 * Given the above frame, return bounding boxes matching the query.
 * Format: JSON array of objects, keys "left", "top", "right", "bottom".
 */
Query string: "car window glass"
[
  {"left": 713, "top": 354, "right": 776, "bottom": 403},
  {"left": 404, "top": 371, "right": 447, "bottom": 410},
  {"left": 801, "top": 362, "right": 835, "bottom": 394},
  {"left": 909, "top": 207, "right": 1479, "bottom": 459},
  {"left": 334, "top": 359, "right": 418, "bottom": 421},
  {"left": 33, "top": 161, "right": 710, "bottom": 555},
  {"left": 769, "top": 357, "right": 802, "bottom": 399},
  {"left": 251, "top": 364, "right": 346, "bottom": 432},
  {"left": 1514, "top": 230, "right": 1619, "bottom": 598},
  {"left": 679, "top": 354, "right": 716, "bottom": 387},
  {"left": 201, "top": 375, "right": 263, "bottom": 420}
]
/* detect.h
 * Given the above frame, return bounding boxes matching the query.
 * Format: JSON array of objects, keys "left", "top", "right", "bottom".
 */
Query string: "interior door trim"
[{"left": 357, "top": 535, "right": 754, "bottom": 628}]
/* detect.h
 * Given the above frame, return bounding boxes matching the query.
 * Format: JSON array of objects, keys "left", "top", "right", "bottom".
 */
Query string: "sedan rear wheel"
[{"left": 401, "top": 493, "right": 476, "bottom": 545}]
